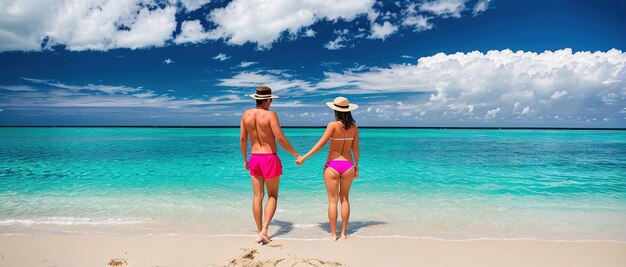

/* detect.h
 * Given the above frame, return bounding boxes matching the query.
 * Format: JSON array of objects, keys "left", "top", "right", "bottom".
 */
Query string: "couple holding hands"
[{"left": 240, "top": 86, "right": 360, "bottom": 243}]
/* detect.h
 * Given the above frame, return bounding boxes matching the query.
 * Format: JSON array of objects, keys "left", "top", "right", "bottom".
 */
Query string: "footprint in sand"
[
  {"left": 267, "top": 242, "right": 286, "bottom": 249},
  {"left": 220, "top": 248, "right": 345, "bottom": 267},
  {"left": 108, "top": 258, "right": 128, "bottom": 267}
]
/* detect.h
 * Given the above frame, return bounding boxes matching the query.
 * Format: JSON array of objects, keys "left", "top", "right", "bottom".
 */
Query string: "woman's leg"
[
  {"left": 324, "top": 167, "right": 340, "bottom": 240},
  {"left": 251, "top": 176, "right": 265, "bottom": 243},
  {"left": 339, "top": 168, "right": 356, "bottom": 239},
  {"left": 260, "top": 176, "right": 280, "bottom": 242}
]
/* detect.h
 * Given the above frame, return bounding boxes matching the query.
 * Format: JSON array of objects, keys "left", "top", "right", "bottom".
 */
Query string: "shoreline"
[
  {"left": 2, "top": 232, "right": 625, "bottom": 244},
  {"left": 0, "top": 234, "right": 624, "bottom": 266}
]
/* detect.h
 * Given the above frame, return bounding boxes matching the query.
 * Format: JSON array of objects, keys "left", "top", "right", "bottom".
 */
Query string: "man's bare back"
[{"left": 242, "top": 108, "right": 279, "bottom": 153}]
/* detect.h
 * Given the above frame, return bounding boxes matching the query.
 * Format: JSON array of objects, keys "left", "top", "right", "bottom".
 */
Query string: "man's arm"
[
  {"left": 269, "top": 112, "right": 300, "bottom": 158},
  {"left": 240, "top": 116, "right": 249, "bottom": 170}
]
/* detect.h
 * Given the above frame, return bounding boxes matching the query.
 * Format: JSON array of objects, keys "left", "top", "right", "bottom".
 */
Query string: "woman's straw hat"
[
  {"left": 326, "top": 96, "right": 358, "bottom": 112},
  {"left": 249, "top": 86, "right": 279, "bottom": 100}
]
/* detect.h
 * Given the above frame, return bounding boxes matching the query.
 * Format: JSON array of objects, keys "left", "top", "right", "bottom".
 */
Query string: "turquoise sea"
[{"left": 1, "top": 127, "right": 625, "bottom": 241}]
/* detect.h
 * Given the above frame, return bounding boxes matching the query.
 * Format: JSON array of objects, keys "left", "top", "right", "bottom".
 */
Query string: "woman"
[{"left": 297, "top": 97, "right": 360, "bottom": 241}]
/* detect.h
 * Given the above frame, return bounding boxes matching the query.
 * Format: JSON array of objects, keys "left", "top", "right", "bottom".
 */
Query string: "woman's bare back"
[{"left": 327, "top": 121, "right": 358, "bottom": 161}]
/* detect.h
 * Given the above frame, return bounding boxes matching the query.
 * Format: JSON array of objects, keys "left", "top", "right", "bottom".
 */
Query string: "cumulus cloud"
[
  {"left": 206, "top": 0, "right": 375, "bottom": 49},
  {"left": 419, "top": 0, "right": 468, "bottom": 18},
  {"left": 179, "top": 0, "right": 211, "bottom": 12},
  {"left": 324, "top": 35, "right": 347, "bottom": 50},
  {"left": 316, "top": 48, "right": 626, "bottom": 122},
  {"left": 402, "top": 14, "right": 433, "bottom": 32},
  {"left": 550, "top": 90, "right": 568, "bottom": 99},
  {"left": 304, "top": 29, "right": 316, "bottom": 37},
  {"left": 0, "top": 0, "right": 491, "bottom": 52},
  {"left": 113, "top": 6, "right": 177, "bottom": 49},
  {"left": 472, "top": 0, "right": 493, "bottom": 16},
  {"left": 369, "top": 21, "right": 398, "bottom": 40},
  {"left": 484, "top": 107, "right": 500, "bottom": 119},
  {"left": 212, "top": 53, "right": 230, "bottom": 61},
  {"left": 0, "top": 0, "right": 177, "bottom": 51},
  {"left": 174, "top": 20, "right": 210, "bottom": 44}
]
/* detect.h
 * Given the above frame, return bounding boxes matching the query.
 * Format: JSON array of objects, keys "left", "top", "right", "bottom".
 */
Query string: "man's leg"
[
  {"left": 259, "top": 176, "right": 280, "bottom": 242},
  {"left": 251, "top": 175, "right": 265, "bottom": 243}
]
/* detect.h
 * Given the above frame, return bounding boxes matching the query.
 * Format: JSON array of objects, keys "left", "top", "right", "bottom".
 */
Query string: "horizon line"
[{"left": 1, "top": 126, "right": 625, "bottom": 130}]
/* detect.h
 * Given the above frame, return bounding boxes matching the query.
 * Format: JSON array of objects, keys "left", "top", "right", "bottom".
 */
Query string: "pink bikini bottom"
[{"left": 325, "top": 160, "right": 355, "bottom": 175}]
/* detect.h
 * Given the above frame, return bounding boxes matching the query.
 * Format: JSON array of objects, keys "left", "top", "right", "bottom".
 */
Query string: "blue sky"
[{"left": 0, "top": 0, "right": 624, "bottom": 127}]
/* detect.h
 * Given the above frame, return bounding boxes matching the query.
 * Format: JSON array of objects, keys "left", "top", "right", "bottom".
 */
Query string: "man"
[{"left": 239, "top": 86, "right": 301, "bottom": 243}]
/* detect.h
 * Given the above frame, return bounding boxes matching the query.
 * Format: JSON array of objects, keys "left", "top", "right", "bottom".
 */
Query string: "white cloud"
[
  {"left": 216, "top": 70, "right": 314, "bottom": 93},
  {"left": 0, "top": 0, "right": 56, "bottom": 51},
  {"left": 238, "top": 61, "right": 258, "bottom": 68},
  {"left": 0, "top": 0, "right": 491, "bottom": 52},
  {"left": 550, "top": 90, "right": 567, "bottom": 99},
  {"left": 601, "top": 93, "right": 619, "bottom": 105},
  {"left": 367, "top": 9, "right": 379, "bottom": 23},
  {"left": 369, "top": 21, "right": 398, "bottom": 40},
  {"left": 419, "top": 0, "right": 468, "bottom": 18},
  {"left": 174, "top": 20, "right": 209, "bottom": 44},
  {"left": 472, "top": 0, "right": 492, "bottom": 16},
  {"left": 0, "top": 0, "right": 178, "bottom": 52},
  {"left": 316, "top": 48, "right": 626, "bottom": 121},
  {"left": 213, "top": 53, "right": 230, "bottom": 61},
  {"left": 163, "top": 58, "right": 174, "bottom": 65},
  {"left": 401, "top": 55, "right": 415, "bottom": 59},
  {"left": 206, "top": 0, "right": 375, "bottom": 49},
  {"left": 324, "top": 35, "right": 347, "bottom": 50},
  {"left": 484, "top": 107, "right": 500, "bottom": 119},
  {"left": 0, "top": 85, "right": 37, "bottom": 91},
  {"left": 304, "top": 29, "right": 316, "bottom": 37},
  {"left": 206, "top": 94, "right": 248, "bottom": 104},
  {"left": 402, "top": 14, "right": 433, "bottom": 32},
  {"left": 0, "top": 78, "right": 218, "bottom": 109},
  {"left": 114, "top": 6, "right": 177, "bottom": 49},
  {"left": 179, "top": 0, "right": 211, "bottom": 12}
]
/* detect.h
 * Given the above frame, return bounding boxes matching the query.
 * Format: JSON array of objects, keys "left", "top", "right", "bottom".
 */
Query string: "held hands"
[
  {"left": 244, "top": 160, "right": 249, "bottom": 170},
  {"left": 295, "top": 155, "right": 305, "bottom": 166}
]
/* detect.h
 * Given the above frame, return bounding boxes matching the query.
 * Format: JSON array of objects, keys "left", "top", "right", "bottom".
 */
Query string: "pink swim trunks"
[{"left": 249, "top": 153, "right": 283, "bottom": 179}]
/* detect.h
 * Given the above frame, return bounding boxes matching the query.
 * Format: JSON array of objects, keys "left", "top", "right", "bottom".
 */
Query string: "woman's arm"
[
  {"left": 352, "top": 126, "right": 360, "bottom": 177},
  {"left": 239, "top": 117, "right": 249, "bottom": 170},
  {"left": 301, "top": 122, "right": 335, "bottom": 162}
]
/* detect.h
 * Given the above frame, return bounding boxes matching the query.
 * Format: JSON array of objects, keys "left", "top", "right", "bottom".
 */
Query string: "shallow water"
[{"left": 1, "top": 127, "right": 625, "bottom": 241}]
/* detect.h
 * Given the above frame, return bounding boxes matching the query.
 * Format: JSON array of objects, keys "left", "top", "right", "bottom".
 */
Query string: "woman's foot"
[
  {"left": 341, "top": 234, "right": 348, "bottom": 240},
  {"left": 259, "top": 230, "right": 272, "bottom": 243},
  {"left": 330, "top": 234, "right": 338, "bottom": 241},
  {"left": 254, "top": 236, "right": 263, "bottom": 243}
]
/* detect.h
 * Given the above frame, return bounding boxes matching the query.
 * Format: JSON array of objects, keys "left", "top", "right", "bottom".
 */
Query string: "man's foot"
[
  {"left": 341, "top": 234, "right": 348, "bottom": 240},
  {"left": 330, "top": 234, "right": 338, "bottom": 241},
  {"left": 254, "top": 236, "right": 263, "bottom": 244}
]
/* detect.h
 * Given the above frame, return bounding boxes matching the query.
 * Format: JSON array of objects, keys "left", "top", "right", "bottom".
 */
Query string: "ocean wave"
[{"left": 0, "top": 217, "right": 143, "bottom": 226}]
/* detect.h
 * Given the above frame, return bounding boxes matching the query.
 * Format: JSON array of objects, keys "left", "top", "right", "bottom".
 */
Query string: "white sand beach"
[{"left": 0, "top": 234, "right": 624, "bottom": 267}]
